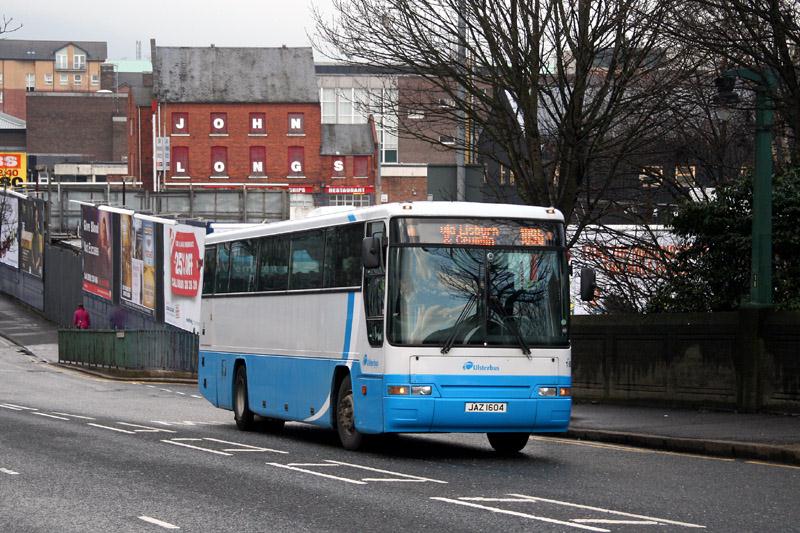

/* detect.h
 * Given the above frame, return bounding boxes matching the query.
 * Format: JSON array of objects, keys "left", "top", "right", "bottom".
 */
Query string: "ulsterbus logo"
[
  {"left": 362, "top": 354, "right": 379, "bottom": 368},
  {"left": 462, "top": 361, "right": 500, "bottom": 372}
]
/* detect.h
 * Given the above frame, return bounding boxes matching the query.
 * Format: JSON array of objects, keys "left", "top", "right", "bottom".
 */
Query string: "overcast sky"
[{"left": 1, "top": 0, "right": 335, "bottom": 59}]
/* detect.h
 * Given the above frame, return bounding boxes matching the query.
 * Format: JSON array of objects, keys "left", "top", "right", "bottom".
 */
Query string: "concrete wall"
[
  {"left": 571, "top": 311, "right": 800, "bottom": 413},
  {"left": 0, "top": 263, "right": 43, "bottom": 311}
]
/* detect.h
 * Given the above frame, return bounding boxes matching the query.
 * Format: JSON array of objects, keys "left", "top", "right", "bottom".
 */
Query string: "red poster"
[{"left": 170, "top": 231, "right": 201, "bottom": 297}]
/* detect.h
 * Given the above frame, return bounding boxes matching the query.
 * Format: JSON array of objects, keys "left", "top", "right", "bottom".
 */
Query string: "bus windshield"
[{"left": 387, "top": 218, "right": 569, "bottom": 349}]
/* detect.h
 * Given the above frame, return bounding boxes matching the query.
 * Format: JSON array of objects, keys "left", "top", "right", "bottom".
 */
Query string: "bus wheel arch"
[
  {"left": 233, "top": 360, "right": 255, "bottom": 431},
  {"left": 334, "top": 372, "right": 364, "bottom": 450}
]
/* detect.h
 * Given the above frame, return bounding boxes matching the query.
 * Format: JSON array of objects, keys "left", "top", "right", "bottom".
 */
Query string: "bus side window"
[
  {"left": 323, "top": 223, "right": 365, "bottom": 288},
  {"left": 215, "top": 242, "right": 232, "bottom": 294},
  {"left": 364, "top": 221, "right": 385, "bottom": 346},
  {"left": 203, "top": 246, "right": 217, "bottom": 295},
  {"left": 290, "top": 230, "right": 325, "bottom": 290},
  {"left": 258, "top": 236, "right": 289, "bottom": 291},
  {"left": 229, "top": 239, "right": 258, "bottom": 293}
]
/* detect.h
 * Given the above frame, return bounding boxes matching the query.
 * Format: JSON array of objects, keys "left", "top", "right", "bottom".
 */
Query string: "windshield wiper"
[
  {"left": 489, "top": 298, "right": 532, "bottom": 358},
  {"left": 441, "top": 293, "right": 478, "bottom": 354}
]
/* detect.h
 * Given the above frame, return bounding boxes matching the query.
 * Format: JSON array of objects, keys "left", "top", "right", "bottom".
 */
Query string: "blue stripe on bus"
[
  {"left": 347, "top": 213, "right": 357, "bottom": 222},
  {"left": 341, "top": 291, "right": 355, "bottom": 359}
]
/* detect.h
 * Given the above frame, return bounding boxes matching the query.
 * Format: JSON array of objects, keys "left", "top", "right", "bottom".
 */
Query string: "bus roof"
[{"left": 205, "top": 201, "right": 564, "bottom": 244}]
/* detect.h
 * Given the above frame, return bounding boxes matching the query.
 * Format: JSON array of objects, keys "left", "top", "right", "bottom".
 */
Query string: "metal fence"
[{"left": 58, "top": 329, "right": 199, "bottom": 374}]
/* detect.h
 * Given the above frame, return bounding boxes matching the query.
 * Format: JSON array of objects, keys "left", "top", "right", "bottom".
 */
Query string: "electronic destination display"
[{"left": 392, "top": 218, "right": 562, "bottom": 247}]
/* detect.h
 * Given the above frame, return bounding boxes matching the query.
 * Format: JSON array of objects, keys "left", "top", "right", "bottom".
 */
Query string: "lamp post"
[{"left": 715, "top": 68, "right": 777, "bottom": 307}]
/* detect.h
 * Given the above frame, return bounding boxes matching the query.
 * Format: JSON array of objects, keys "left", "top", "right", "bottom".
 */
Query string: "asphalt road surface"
[{"left": 1, "top": 338, "right": 798, "bottom": 533}]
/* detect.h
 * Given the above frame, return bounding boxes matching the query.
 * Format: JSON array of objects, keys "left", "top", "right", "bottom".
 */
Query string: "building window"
[
  {"left": 25, "top": 73, "right": 35, "bottom": 91},
  {"left": 321, "top": 88, "right": 336, "bottom": 124},
  {"left": 640, "top": 166, "right": 663, "bottom": 189},
  {"left": 172, "top": 147, "right": 189, "bottom": 177},
  {"left": 288, "top": 146, "right": 304, "bottom": 176},
  {"left": 91, "top": 74, "right": 99, "bottom": 85},
  {"left": 56, "top": 51, "right": 68, "bottom": 69},
  {"left": 353, "top": 156, "right": 369, "bottom": 178},
  {"left": 439, "top": 135, "right": 455, "bottom": 145},
  {"left": 60, "top": 74, "right": 68, "bottom": 86},
  {"left": 44, "top": 73, "right": 53, "bottom": 85},
  {"left": 674, "top": 165, "right": 696, "bottom": 188},
  {"left": 172, "top": 112, "right": 188, "bottom": 135},
  {"left": 211, "top": 146, "right": 228, "bottom": 177},
  {"left": 210, "top": 113, "right": 228, "bottom": 134},
  {"left": 73, "top": 54, "right": 86, "bottom": 70},
  {"left": 74, "top": 74, "right": 82, "bottom": 84},
  {"left": 332, "top": 158, "right": 345, "bottom": 178},
  {"left": 288, "top": 113, "right": 305, "bottom": 134},
  {"left": 249, "top": 112, "right": 266, "bottom": 134},
  {"left": 0, "top": 91, "right": 3, "bottom": 104},
  {"left": 331, "top": 194, "right": 371, "bottom": 207},
  {"left": 250, "top": 146, "right": 266, "bottom": 176},
  {"left": 0, "top": 73, "right": 4, "bottom": 84}
]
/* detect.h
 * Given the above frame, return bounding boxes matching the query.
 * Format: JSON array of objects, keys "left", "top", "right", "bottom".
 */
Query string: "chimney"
[{"left": 100, "top": 63, "right": 116, "bottom": 91}]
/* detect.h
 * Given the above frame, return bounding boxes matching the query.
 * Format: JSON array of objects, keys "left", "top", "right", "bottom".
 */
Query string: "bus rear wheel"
[
  {"left": 233, "top": 365, "right": 254, "bottom": 431},
  {"left": 487, "top": 432, "right": 530, "bottom": 454},
  {"left": 336, "top": 375, "right": 364, "bottom": 450}
]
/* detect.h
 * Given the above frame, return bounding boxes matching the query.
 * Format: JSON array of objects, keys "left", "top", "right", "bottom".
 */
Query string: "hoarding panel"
[
  {"left": 164, "top": 224, "right": 205, "bottom": 332},
  {"left": 81, "top": 205, "right": 113, "bottom": 300}
]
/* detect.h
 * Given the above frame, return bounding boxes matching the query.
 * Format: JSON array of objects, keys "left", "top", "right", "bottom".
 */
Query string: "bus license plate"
[{"left": 465, "top": 402, "right": 507, "bottom": 413}]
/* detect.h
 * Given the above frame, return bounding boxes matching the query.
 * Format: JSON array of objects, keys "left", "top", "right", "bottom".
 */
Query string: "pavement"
[{"left": 2, "top": 292, "right": 798, "bottom": 465}]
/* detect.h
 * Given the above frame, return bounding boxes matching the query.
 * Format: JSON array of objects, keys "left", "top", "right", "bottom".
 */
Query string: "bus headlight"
[
  {"left": 538, "top": 386, "right": 557, "bottom": 397},
  {"left": 387, "top": 385, "right": 410, "bottom": 395},
  {"left": 411, "top": 386, "right": 432, "bottom": 395}
]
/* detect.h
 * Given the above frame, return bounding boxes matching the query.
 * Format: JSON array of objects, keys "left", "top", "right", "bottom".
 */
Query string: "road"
[{"left": 1, "top": 337, "right": 798, "bottom": 533}]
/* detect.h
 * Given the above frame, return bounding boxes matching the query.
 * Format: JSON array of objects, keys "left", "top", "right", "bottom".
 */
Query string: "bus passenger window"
[
  {"left": 324, "top": 223, "right": 365, "bottom": 288},
  {"left": 229, "top": 240, "right": 258, "bottom": 293},
  {"left": 258, "top": 236, "right": 289, "bottom": 291},
  {"left": 290, "top": 230, "right": 324, "bottom": 290},
  {"left": 202, "top": 246, "right": 217, "bottom": 295},
  {"left": 215, "top": 243, "right": 232, "bottom": 294}
]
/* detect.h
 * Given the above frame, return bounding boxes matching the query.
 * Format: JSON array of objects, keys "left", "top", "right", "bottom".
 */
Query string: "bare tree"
[
  {"left": 314, "top": 0, "right": 697, "bottom": 242},
  {"left": 0, "top": 15, "right": 21, "bottom": 36}
]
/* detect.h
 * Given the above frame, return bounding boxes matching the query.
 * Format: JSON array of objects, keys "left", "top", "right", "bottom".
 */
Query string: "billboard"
[
  {"left": 0, "top": 193, "right": 19, "bottom": 269},
  {"left": 164, "top": 223, "right": 205, "bottom": 332},
  {"left": 81, "top": 205, "right": 113, "bottom": 300},
  {"left": 19, "top": 198, "right": 45, "bottom": 277},
  {"left": 0, "top": 152, "right": 27, "bottom": 187},
  {"left": 120, "top": 213, "right": 157, "bottom": 313}
]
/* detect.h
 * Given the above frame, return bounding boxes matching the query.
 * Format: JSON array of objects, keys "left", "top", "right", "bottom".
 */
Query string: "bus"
[{"left": 198, "top": 202, "right": 594, "bottom": 452}]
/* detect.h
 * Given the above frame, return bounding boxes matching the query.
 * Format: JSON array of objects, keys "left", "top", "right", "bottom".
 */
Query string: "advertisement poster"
[
  {"left": 120, "top": 213, "right": 157, "bottom": 313},
  {"left": 0, "top": 193, "right": 19, "bottom": 269},
  {"left": 164, "top": 224, "right": 205, "bottom": 332},
  {"left": 19, "top": 198, "right": 45, "bottom": 277},
  {"left": 81, "top": 205, "right": 113, "bottom": 300},
  {"left": 0, "top": 152, "right": 27, "bottom": 187}
]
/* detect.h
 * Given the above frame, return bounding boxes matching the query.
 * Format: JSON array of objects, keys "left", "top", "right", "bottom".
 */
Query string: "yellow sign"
[{"left": 0, "top": 152, "right": 27, "bottom": 187}]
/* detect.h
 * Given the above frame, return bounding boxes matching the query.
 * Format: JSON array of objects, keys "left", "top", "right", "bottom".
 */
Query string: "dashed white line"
[
  {"left": 1, "top": 403, "right": 37, "bottom": 410},
  {"left": 430, "top": 497, "right": 609, "bottom": 532},
  {"left": 174, "top": 392, "right": 186, "bottom": 396},
  {"left": 117, "top": 422, "right": 177, "bottom": 433},
  {"left": 0, "top": 468, "right": 20, "bottom": 475},
  {"left": 87, "top": 423, "right": 136, "bottom": 434},
  {"left": 0, "top": 404, "right": 23, "bottom": 411},
  {"left": 138, "top": 516, "right": 180, "bottom": 529},
  {"left": 267, "top": 462, "right": 367, "bottom": 484},
  {"left": 202, "top": 438, "right": 288, "bottom": 454},
  {"left": 161, "top": 439, "right": 232, "bottom": 456},
  {"left": 190, "top": 395, "right": 202, "bottom": 399},
  {"left": 573, "top": 519, "right": 660, "bottom": 525},
  {"left": 159, "top": 389, "right": 173, "bottom": 393},
  {"left": 324, "top": 459, "right": 448, "bottom": 484},
  {"left": 507, "top": 494, "right": 706, "bottom": 529},
  {"left": 32, "top": 412, "right": 70, "bottom": 421},
  {"left": 51, "top": 412, "right": 96, "bottom": 420}
]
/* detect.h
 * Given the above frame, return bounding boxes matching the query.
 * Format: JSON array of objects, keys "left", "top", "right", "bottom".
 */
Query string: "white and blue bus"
[{"left": 199, "top": 202, "right": 593, "bottom": 452}]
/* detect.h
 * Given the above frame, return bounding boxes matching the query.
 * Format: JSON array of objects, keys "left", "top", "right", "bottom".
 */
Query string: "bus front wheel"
[
  {"left": 336, "top": 375, "right": 364, "bottom": 450},
  {"left": 233, "top": 365, "right": 254, "bottom": 431},
  {"left": 487, "top": 432, "right": 530, "bottom": 454}
]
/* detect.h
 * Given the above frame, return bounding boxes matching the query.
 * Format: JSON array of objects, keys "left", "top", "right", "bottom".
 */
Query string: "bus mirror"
[
  {"left": 362, "top": 236, "right": 382, "bottom": 269},
  {"left": 580, "top": 267, "right": 597, "bottom": 301}
]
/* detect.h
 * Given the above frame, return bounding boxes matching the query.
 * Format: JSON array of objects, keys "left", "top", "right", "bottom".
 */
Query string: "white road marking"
[
  {"left": 145, "top": 385, "right": 156, "bottom": 388},
  {"left": 138, "top": 516, "right": 180, "bottom": 529},
  {"left": 267, "top": 462, "right": 367, "bottom": 485},
  {"left": 529, "top": 436, "right": 735, "bottom": 462},
  {"left": 508, "top": 494, "right": 706, "bottom": 529},
  {"left": 0, "top": 468, "right": 20, "bottom": 475},
  {"left": 161, "top": 439, "right": 232, "bottom": 456},
  {"left": 51, "top": 412, "right": 96, "bottom": 420},
  {"left": 745, "top": 460, "right": 800, "bottom": 470},
  {"left": 0, "top": 404, "right": 23, "bottom": 411},
  {"left": 202, "top": 438, "right": 288, "bottom": 454},
  {"left": 190, "top": 395, "right": 202, "bottom": 399},
  {"left": 361, "top": 478, "right": 427, "bottom": 482},
  {"left": 159, "top": 389, "right": 172, "bottom": 393},
  {"left": 32, "top": 412, "right": 70, "bottom": 421},
  {"left": 151, "top": 420, "right": 225, "bottom": 427},
  {"left": 430, "top": 497, "right": 609, "bottom": 532},
  {"left": 287, "top": 463, "right": 339, "bottom": 467},
  {"left": 459, "top": 497, "right": 531, "bottom": 502},
  {"left": 1, "top": 403, "right": 37, "bottom": 410},
  {"left": 324, "top": 459, "right": 448, "bottom": 484},
  {"left": 117, "top": 422, "right": 177, "bottom": 433},
  {"left": 175, "top": 392, "right": 186, "bottom": 396},
  {"left": 87, "top": 423, "right": 136, "bottom": 434},
  {"left": 573, "top": 519, "right": 660, "bottom": 525}
]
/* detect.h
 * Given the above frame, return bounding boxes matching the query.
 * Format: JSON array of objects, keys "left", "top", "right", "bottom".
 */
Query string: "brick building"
[
  {"left": 0, "top": 40, "right": 107, "bottom": 120},
  {"left": 130, "top": 42, "right": 377, "bottom": 209}
]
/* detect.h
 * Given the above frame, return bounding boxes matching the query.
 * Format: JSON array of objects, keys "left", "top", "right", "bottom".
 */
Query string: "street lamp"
[{"left": 714, "top": 68, "right": 777, "bottom": 307}]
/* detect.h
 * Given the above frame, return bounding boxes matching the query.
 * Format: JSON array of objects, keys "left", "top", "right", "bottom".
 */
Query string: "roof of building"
[
  {"left": 105, "top": 59, "right": 152, "bottom": 73},
  {"left": 320, "top": 124, "right": 376, "bottom": 156},
  {"left": 154, "top": 46, "right": 318, "bottom": 103},
  {"left": 0, "top": 112, "right": 26, "bottom": 130},
  {"left": 0, "top": 39, "right": 107, "bottom": 60}
]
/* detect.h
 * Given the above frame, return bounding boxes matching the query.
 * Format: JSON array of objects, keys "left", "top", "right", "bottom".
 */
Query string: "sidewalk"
[{"left": 1, "top": 293, "right": 798, "bottom": 464}]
